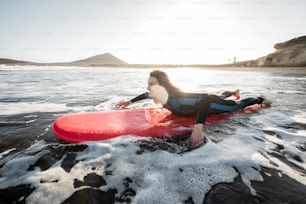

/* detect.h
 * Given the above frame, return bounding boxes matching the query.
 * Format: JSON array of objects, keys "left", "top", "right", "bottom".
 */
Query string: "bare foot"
[
  {"left": 233, "top": 89, "right": 240, "bottom": 100},
  {"left": 262, "top": 99, "right": 272, "bottom": 107}
]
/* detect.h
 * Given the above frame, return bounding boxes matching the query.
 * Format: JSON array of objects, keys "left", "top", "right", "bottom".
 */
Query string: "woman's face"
[{"left": 147, "top": 76, "right": 159, "bottom": 91}]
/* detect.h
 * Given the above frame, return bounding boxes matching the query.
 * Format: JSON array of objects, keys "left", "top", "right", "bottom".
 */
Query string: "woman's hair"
[{"left": 150, "top": 70, "right": 181, "bottom": 95}]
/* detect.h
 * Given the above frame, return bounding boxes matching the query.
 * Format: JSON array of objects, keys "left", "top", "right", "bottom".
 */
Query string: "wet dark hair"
[{"left": 150, "top": 70, "right": 181, "bottom": 95}]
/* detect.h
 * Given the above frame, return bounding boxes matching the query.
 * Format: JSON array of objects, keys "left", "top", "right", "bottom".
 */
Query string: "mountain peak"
[{"left": 72, "top": 53, "right": 127, "bottom": 66}]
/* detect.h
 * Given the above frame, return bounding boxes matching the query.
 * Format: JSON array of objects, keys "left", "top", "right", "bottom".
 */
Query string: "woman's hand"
[
  {"left": 190, "top": 124, "right": 204, "bottom": 146},
  {"left": 115, "top": 101, "right": 132, "bottom": 109}
]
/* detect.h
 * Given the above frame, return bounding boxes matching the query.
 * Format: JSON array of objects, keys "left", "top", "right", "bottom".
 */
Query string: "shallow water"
[{"left": 0, "top": 66, "right": 305, "bottom": 203}]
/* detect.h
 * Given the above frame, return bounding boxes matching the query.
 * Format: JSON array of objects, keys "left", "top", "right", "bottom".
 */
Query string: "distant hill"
[
  {"left": 70, "top": 53, "right": 127, "bottom": 66},
  {"left": 0, "top": 58, "right": 33, "bottom": 65},
  {"left": 0, "top": 53, "right": 127, "bottom": 67}
]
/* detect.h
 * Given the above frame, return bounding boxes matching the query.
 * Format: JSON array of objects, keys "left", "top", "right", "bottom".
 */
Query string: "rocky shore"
[{"left": 250, "top": 36, "right": 306, "bottom": 67}]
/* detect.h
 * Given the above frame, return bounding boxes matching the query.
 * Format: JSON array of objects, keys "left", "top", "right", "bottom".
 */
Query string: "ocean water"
[{"left": 0, "top": 66, "right": 305, "bottom": 203}]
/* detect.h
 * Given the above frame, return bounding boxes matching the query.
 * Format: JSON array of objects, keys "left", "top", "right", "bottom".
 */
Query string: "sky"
[{"left": 0, "top": 0, "right": 305, "bottom": 64}]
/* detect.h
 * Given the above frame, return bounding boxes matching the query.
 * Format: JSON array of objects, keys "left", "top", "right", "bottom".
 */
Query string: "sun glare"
[{"left": 121, "top": 1, "right": 250, "bottom": 64}]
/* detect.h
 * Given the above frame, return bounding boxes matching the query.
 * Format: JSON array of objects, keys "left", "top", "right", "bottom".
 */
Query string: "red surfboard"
[{"left": 52, "top": 105, "right": 261, "bottom": 143}]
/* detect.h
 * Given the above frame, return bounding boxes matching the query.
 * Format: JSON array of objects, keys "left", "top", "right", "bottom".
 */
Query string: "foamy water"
[{"left": 0, "top": 66, "right": 305, "bottom": 203}]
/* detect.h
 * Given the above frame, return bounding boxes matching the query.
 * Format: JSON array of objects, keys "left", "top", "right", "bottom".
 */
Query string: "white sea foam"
[
  {"left": 0, "top": 123, "right": 302, "bottom": 204},
  {"left": 0, "top": 102, "right": 70, "bottom": 115},
  {"left": 0, "top": 101, "right": 112, "bottom": 116},
  {"left": 0, "top": 124, "right": 303, "bottom": 204},
  {"left": 0, "top": 148, "right": 16, "bottom": 159},
  {"left": 2, "top": 103, "right": 306, "bottom": 203}
]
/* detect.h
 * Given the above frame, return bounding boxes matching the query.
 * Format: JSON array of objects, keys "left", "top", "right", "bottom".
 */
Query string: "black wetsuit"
[{"left": 131, "top": 91, "right": 264, "bottom": 125}]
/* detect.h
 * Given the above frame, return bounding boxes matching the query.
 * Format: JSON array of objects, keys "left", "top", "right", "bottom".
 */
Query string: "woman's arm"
[
  {"left": 116, "top": 92, "right": 150, "bottom": 109},
  {"left": 190, "top": 94, "right": 211, "bottom": 146},
  {"left": 130, "top": 92, "right": 150, "bottom": 103}
]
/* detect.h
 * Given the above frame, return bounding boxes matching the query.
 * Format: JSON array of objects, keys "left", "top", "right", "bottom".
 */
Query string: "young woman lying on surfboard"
[{"left": 116, "top": 70, "right": 272, "bottom": 146}]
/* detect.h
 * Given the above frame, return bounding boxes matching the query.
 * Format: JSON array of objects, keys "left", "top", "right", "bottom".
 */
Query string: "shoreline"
[
  {"left": 1, "top": 64, "right": 306, "bottom": 74},
  {"left": 190, "top": 66, "right": 306, "bottom": 74}
]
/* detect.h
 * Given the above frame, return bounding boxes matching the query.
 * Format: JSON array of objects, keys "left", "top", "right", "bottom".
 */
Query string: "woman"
[{"left": 116, "top": 70, "right": 271, "bottom": 146}]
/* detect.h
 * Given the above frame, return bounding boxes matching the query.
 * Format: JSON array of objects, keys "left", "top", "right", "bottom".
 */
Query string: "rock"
[{"left": 254, "top": 36, "right": 306, "bottom": 67}]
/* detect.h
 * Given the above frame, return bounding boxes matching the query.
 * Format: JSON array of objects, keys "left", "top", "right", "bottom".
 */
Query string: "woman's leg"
[
  {"left": 237, "top": 97, "right": 263, "bottom": 108},
  {"left": 209, "top": 95, "right": 240, "bottom": 112},
  {"left": 195, "top": 94, "right": 244, "bottom": 124},
  {"left": 190, "top": 95, "right": 264, "bottom": 146},
  {"left": 219, "top": 89, "right": 240, "bottom": 100}
]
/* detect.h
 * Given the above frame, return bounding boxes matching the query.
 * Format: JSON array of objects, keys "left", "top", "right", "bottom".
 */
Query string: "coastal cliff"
[{"left": 253, "top": 36, "right": 306, "bottom": 67}]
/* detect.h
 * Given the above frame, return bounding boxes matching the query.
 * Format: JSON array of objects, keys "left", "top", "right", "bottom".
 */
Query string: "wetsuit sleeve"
[{"left": 131, "top": 92, "right": 150, "bottom": 103}]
